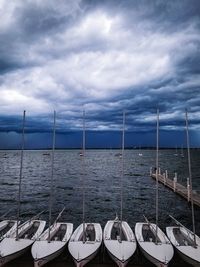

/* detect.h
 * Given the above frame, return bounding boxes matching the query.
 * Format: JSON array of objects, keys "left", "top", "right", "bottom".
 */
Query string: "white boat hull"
[
  {"left": 176, "top": 249, "right": 200, "bottom": 267},
  {"left": 72, "top": 248, "right": 99, "bottom": 267},
  {"left": 68, "top": 223, "right": 102, "bottom": 267},
  {"left": 33, "top": 244, "right": 65, "bottom": 267},
  {"left": 32, "top": 222, "right": 73, "bottom": 267},
  {"left": 104, "top": 220, "right": 136, "bottom": 267},
  {"left": 0, "top": 239, "right": 33, "bottom": 266},
  {"left": 166, "top": 226, "right": 200, "bottom": 267},
  {"left": 106, "top": 250, "right": 129, "bottom": 267},
  {"left": 135, "top": 223, "right": 173, "bottom": 267},
  {"left": 0, "top": 220, "right": 46, "bottom": 266},
  {"left": 138, "top": 242, "right": 168, "bottom": 267}
]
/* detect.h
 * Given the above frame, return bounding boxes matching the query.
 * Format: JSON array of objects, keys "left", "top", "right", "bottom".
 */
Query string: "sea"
[{"left": 0, "top": 149, "right": 200, "bottom": 267}]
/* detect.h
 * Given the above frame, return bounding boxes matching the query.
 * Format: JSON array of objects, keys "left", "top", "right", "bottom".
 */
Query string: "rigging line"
[
  {"left": 185, "top": 109, "right": 196, "bottom": 246},
  {"left": 82, "top": 109, "right": 86, "bottom": 243},
  {"left": 48, "top": 110, "right": 56, "bottom": 243},
  {"left": 155, "top": 108, "right": 159, "bottom": 245},
  {"left": 120, "top": 111, "right": 125, "bottom": 242},
  {"left": 16, "top": 110, "right": 26, "bottom": 241}
]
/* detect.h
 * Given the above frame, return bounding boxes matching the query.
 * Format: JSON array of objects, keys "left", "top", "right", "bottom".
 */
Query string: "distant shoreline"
[{"left": 0, "top": 147, "right": 199, "bottom": 150}]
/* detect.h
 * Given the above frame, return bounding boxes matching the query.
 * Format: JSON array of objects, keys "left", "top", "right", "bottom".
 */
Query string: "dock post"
[
  {"left": 150, "top": 167, "right": 152, "bottom": 176},
  {"left": 163, "top": 172, "right": 166, "bottom": 185},
  {"left": 158, "top": 167, "right": 161, "bottom": 175},
  {"left": 187, "top": 177, "right": 190, "bottom": 201},
  {"left": 165, "top": 170, "right": 168, "bottom": 179},
  {"left": 173, "top": 172, "right": 177, "bottom": 192}
]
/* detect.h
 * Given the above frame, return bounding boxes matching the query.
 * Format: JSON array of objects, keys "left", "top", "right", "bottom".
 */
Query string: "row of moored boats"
[{"left": 0, "top": 214, "right": 200, "bottom": 267}]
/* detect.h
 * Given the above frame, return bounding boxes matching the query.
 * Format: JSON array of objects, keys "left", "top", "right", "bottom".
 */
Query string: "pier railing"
[{"left": 150, "top": 167, "right": 200, "bottom": 208}]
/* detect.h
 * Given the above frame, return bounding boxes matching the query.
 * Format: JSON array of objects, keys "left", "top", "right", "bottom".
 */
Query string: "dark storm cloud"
[{"left": 0, "top": 0, "right": 200, "bottom": 146}]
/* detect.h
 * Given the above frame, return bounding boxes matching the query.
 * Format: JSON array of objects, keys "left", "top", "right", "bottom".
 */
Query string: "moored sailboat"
[
  {"left": 31, "top": 111, "right": 73, "bottom": 267},
  {"left": 32, "top": 209, "right": 73, "bottom": 267},
  {"left": 104, "top": 216, "right": 136, "bottom": 267},
  {"left": 166, "top": 110, "right": 200, "bottom": 267},
  {"left": 68, "top": 110, "right": 102, "bottom": 267},
  {"left": 135, "top": 109, "right": 174, "bottom": 267},
  {"left": 0, "top": 111, "right": 46, "bottom": 266},
  {"left": 103, "top": 112, "right": 137, "bottom": 267}
]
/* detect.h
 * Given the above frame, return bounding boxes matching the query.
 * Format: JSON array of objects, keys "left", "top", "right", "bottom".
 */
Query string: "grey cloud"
[{"left": 0, "top": 0, "right": 200, "bottom": 142}]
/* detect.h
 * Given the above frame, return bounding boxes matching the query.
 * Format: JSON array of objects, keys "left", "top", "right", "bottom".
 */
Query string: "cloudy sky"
[{"left": 0, "top": 0, "right": 200, "bottom": 148}]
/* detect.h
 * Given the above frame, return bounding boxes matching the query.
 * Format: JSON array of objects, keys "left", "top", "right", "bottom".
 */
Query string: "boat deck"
[
  {"left": 78, "top": 224, "right": 96, "bottom": 242},
  {"left": 0, "top": 221, "right": 15, "bottom": 237},
  {"left": 173, "top": 228, "right": 195, "bottom": 246},
  {"left": 19, "top": 221, "right": 40, "bottom": 239},
  {"left": 50, "top": 224, "right": 67, "bottom": 241},
  {"left": 142, "top": 224, "right": 161, "bottom": 243},
  {"left": 111, "top": 222, "right": 126, "bottom": 241}
]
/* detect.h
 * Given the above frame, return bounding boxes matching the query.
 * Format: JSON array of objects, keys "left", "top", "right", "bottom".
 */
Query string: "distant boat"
[
  {"left": 166, "top": 110, "right": 200, "bottom": 266},
  {"left": 181, "top": 145, "right": 184, "bottom": 158},
  {"left": 68, "top": 110, "right": 102, "bottom": 267},
  {"left": 43, "top": 152, "right": 50, "bottom": 156},
  {"left": 31, "top": 112, "right": 73, "bottom": 267},
  {"left": 0, "top": 111, "right": 46, "bottom": 266},
  {"left": 138, "top": 146, "right": 143, "bottom": 157},
  {"left": 104, "top": 112, "right": 137, "bottom": 267},
  {"left": 135, "top": 109, "right": 174, "bottom": 267},
  {"left": 115, "top": 152, "right": 122, "bottom": 157},
  {"left": 174, "top": 146, "right": 178, "bottom": 156}
]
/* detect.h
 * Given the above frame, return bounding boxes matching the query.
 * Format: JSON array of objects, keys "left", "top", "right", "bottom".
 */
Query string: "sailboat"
[
  {"left": 135, "top": 109, "right": 174, "bottom": 267},
  {"left": 181, "top": 145, "right": 184, "bottom": 158},
  {"left": 0, "top": 111, "right": 46, "bottom": 266},
  {"left": 32, "top": 208, "right": 73, "bottom": 267},
  {"left": 174, "top": 146, "right": 178, "bottom": 156},
  {"left": 31, "top": 111, "right": 73, "bottom": 267},
  {"left": 166, "top": 110, "right": 200, "bottom": 266},
  {"left": 68, "top": 110, "right": 102, "bottom": 267},
  {"left": 103, "top": 111, "right": 137, "bottom": 267}
]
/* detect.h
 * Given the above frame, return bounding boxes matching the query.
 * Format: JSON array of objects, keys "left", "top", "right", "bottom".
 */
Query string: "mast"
[
  {"left": 185, "top": 109, "right": 196, "bottom": 246},
  {"left": 16, "top": 110, "right": 26, "bottom": 241},
  {"left": 120, "top": 111, "right": 125, "bottom": 241},
  {"left": 155, "top": 108, "right": 159, "bottom": 244},
  {"left": 82, "top": 109, "right": 86, "bottom": 243},
  {"left": 48, "top": 110, "right": 56, "bottom": 243}
]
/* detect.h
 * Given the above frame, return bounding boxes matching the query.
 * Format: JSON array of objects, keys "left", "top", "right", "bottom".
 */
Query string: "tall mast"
[
  {"left": 48, "top": 110, "right": 56, "bottom": 243},
  {"left": 155, "top": 108, "right": 159, "bottom": 244},
  {"left": 120, "top": 111, "right": 125, "bottom": 241},
  {"left": 185, "top": 109, "right": 196, "bottom": 246},
  {"left": 82, "top": 109, "right": 86, "bottom": 243},
  {"left": 16, "top": 110, "right": 26, "bottom": 241}
]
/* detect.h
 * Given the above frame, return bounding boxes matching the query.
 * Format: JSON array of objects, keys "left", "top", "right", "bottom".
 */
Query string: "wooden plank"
[{"left": 151, "top": 173, "right": 200, "bottom": 208}]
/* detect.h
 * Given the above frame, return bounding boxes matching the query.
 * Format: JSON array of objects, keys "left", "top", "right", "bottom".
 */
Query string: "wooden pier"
[{"left": 150, "top": 168, "right": 200, "bottom": 208}]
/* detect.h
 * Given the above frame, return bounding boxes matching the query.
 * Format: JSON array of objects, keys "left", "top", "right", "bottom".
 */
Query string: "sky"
[{"left": 0, "top": 0, "right": 200, "bottom": 148}]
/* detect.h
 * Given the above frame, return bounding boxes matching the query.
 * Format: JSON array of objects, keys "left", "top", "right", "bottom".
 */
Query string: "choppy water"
[{"left": 0, "top": 149, "right": 200, "bottom": 266}]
